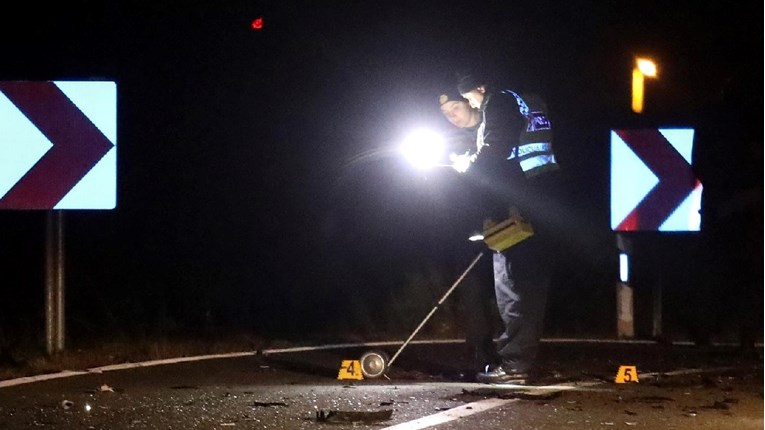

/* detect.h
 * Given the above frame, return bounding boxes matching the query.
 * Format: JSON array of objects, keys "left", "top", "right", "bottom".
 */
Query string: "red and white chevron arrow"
[
  {"left": 0, "top": 81, "right": 116, "bottom": 210},
  {"left": 611, "top": 128, "right": 702, "bottom": 232}
]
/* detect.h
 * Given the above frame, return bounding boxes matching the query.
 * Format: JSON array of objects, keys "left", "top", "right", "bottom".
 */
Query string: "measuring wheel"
[{"left": 359, "top": 350, "right": 389, "bottom": 379}]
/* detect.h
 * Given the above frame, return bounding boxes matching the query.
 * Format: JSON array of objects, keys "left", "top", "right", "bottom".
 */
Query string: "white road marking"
[
  {"left": 0, "top": 338, "right": 756, "bottom": 388},
  {"left": 380, "top": 397, "right": 517, "bottom": 430},
  {"left": 0, "top": 370, "right": 90, "bottom": 388},
  {"left": 377, "top": 379, "right": 607, "bottom": 429},
  {"left": 374, "top": 366, "right": 747, "bottom": 430},
  {"left": 0, "top": 352, "right": 257, "bottom": 388}
]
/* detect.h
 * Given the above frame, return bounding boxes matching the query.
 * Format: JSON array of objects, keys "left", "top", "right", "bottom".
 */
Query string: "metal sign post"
[
  {"left": 45, "top": 211, "right": 65, "bottom": 355},
  {"left": 615, "top": 233, "right": 634, "bottom": 339}
]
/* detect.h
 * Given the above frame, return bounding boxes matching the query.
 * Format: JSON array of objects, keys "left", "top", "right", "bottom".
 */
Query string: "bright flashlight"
[
  {"left": 468, "top": 232, "right": 484, "bottom": 241},
  {"left": 400, "top": 128, "right": 445, "bottom": 169}
]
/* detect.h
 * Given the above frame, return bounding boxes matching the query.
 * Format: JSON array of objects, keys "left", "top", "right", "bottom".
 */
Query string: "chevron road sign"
[
  {"left": 610, "top": 128, "right": 702, "bottom": 232},
  {"left": 0, "top": 81, "right": 116, "bottom": 210}
]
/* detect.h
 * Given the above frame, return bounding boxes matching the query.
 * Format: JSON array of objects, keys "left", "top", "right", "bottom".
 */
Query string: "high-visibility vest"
[{"left": 501, "top": 90, "right": 558, "bottom": 178}]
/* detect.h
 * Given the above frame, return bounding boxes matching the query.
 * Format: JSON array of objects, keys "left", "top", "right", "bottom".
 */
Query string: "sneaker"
[
  {"left": 469, "top": 345, "right": 501, "bottom": 375},
  {"left": 475, "top": 364, "right": 529, "bottom": 384}
]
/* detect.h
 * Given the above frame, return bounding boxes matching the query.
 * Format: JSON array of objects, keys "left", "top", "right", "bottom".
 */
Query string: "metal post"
[
  {"left": 616, "top": 282, "right": 635, "bottom": 338},
  {"left": 55, "top": 211, "right": 65, "bottom": 352},
  {"left": 45, "top": 213, "right": 55, "bottom": 355},
  {"left": 616, "top": 234, "right": 634, "bottom": 339},
  {"left": 44, "top": 211, "right": 65, "bottom": 355},
  {"left": 652, "top": 277, "right": 662, "bottom": 339}
]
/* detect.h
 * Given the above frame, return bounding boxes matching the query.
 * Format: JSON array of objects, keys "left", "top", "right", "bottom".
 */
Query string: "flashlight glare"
[
  {"left": 450, "top": 152, "right": 472, "bottom": 173},
  {"left": 468, "top": 233, "right": 484, "bottom": 242},
  {"left": 401, "top": 129, "right": 445, "bottom": 169}
]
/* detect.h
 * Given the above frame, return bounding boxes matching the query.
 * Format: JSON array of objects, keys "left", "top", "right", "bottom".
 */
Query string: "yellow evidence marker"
[
  {"left": 337, "top": 360, "right": 364, "bottom": 380},
  {"left": 614, "top": 365, "right": 639, "bottom": 383}
]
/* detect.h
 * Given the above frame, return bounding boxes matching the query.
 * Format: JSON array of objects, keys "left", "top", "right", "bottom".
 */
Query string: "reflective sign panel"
[
  {"left": 610, "top": 128, "right": 702, "bottom": 232},
  {"left": 0, "top": 81, "right": 117, "bottom": 210}
]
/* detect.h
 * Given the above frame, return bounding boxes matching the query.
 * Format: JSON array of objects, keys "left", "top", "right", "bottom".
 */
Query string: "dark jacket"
[{"left": 467, "top": 89, "right": 560, "bottom": 228}]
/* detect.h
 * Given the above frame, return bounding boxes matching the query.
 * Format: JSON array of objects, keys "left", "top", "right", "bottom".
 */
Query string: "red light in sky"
[{"left": 251, "top": 17, "right": 264, "bottom": 30}]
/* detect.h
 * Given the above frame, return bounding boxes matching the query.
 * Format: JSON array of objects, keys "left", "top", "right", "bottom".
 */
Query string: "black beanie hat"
[
  {"left": 457, "top": 74, "right": 485, "bottom": 94},
  {"left": 438, "top": 88, "right": 465, "bottom": 106}
]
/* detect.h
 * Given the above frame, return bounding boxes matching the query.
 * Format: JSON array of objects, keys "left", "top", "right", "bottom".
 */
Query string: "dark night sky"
[{"left": 0, "top": 1, "right": 761, "bottom": 342}]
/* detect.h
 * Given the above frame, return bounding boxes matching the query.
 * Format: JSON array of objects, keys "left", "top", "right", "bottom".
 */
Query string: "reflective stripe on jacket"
[{"left": 502, "top": 90, "right": 558, "bottom": 178}]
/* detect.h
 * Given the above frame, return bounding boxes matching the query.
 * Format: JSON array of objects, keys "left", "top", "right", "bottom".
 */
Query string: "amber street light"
[{"left": 631, "top": 57, "right": 658, "bottom": 114}]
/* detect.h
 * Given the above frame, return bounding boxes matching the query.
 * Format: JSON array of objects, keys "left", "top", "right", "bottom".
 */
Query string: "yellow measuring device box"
[{"left": 482, "top": 211, "right": 534, "bottom": 252}]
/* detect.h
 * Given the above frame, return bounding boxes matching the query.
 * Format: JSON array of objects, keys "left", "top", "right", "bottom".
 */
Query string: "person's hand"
[{"left": 450, "top": 151, "right": 474, "bottom": 173}]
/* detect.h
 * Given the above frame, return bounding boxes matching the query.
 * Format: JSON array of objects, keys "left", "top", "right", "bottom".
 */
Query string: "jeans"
[
  {"left": 458, "top": 256, "right": 501, "bottom": 369},
  {"left": 492, "top": 234, "right": 552, "bottom": 372}
]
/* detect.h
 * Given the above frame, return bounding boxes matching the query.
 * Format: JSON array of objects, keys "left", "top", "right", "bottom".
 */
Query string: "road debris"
[
  {"left": 252, "top": 401, "right": 288, "bottom": 407},
  {"left": 315, "top": 409, "right": 393, "bottom": 423},
  {"left": 461, "top": 388, "right": 561, "bottom": 401},
  {"left": 702, "top": 400, "right": 731, "bottom": 410}
]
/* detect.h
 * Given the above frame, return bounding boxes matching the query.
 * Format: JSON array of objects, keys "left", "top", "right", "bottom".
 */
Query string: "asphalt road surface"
[{"left": 0, "top": 340, "right": 761, "bottom": 429}]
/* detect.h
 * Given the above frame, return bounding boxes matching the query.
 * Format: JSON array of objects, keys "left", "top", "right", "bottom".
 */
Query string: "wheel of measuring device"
[{"left": 359, "top": 350, "right": 389, "bottom": 379}]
